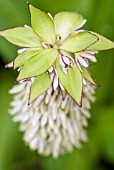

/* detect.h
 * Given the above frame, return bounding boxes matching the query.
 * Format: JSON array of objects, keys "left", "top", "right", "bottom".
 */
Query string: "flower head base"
[{"left": 0, "top": 3, "right": 114, "bottom": 158}]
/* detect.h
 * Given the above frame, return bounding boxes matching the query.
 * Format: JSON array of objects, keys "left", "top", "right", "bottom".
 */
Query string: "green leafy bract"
[
  {"left": 60, "top": 31, "right": 98, "bottom": 52},
  {"left": 14, "top": 48, "right": 42, "bottom": 69},
  {"left": 29, "top": 4, "right": 55, "bottom": 44},
  {"left": 87, "top": 32, "right": 114, "bottom": 51},
  {"left": 0, "top": 27, "right": 41, "bottom": 47},
  {"left": 29, "top": 72, "right": 52, "bottom": 104},
  {"left": 81, "top": 66, "right": 100, "bottom": 87},
  {"left": 17, "top": 48, "right": 58, "bottom": 81},
  {"left": 56, "top": 57, "right": 82, "bottom": 106}
]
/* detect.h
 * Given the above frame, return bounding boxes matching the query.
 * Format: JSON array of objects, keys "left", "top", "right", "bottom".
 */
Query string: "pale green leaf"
[
  {"left": 87, "top": 32, "right": 114, "bottom": 51},
  {"left": 0, "top": 27, "right": 41, "bottom": 47},
  {"left": 56, "top": 57, "right": 82, "bottom": 106},
  {"left": 81, "top": 66, "right": 100, "bottom": 87},
  {"left": 14, "top": 47, "right": 42, "bottom": 69},
  {"left": 17, "top": 48, "right": 58, "bottom": 81},
  {"left": 60, "top": 31, "right": 98, "bottom": 52},
  {"left": 29, "top": 4, "right": 55, "bottom": 44},
  {"left": 54, "top": 11, "right": 83, "bottom": 41},
  {"left": 29, "top": 72, "right": 52, "bottom": 103}
]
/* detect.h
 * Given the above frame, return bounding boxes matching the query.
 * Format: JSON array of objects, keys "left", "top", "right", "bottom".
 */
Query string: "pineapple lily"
[{"left": 0, "top": 3, "right": 114, "bottom": 158}]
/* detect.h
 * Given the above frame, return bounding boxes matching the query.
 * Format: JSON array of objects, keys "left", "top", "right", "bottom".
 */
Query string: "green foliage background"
[{"left": 0, "top": 0, "right": 114, "bottom": 170}]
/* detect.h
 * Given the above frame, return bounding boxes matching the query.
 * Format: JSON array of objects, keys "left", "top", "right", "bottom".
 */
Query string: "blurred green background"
[{"left": 0, "top": 0, "right": 114, "bottom": 170}]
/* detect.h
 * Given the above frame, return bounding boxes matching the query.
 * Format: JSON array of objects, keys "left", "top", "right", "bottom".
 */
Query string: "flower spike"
[{"left": 0, "top": 3, "right": 114, "bottom": 158}]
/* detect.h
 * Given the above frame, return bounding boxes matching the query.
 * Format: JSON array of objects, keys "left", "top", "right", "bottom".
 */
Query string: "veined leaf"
[
  {"left": 60, "top": 31, "right": 98, "bottom": 52},
  {"left": 14, "top": 47, "right": 42, "bottom": 69},
  {"left": 54, "top": 11, "right": 83, "bottom": 41},
  {"left": 0, "top": 27, "right": 41, "bottom": 47},
  {"left": 56, "top": 57, "right": 82, "bottom": 106},
  {"left": 17, "top": 48, "right": 58, "bottom": 81},
  {"left": 29, "top": 4, "right": 55, "bottom": 44},
  {"left": 81, "top": 66, "right": 100, "bottom": 87},
  {"left": 87, "top": 32, "right": 114, "bottom": 51},
  {"left": 29, "top": 72, "right": 52, "bottom": 104}
]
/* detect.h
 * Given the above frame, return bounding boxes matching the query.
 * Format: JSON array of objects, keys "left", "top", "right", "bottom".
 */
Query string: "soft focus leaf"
[
  {"left": 0, "top": 27, "right": 41, "bottom": 47},
  {"left": 29, "top": 4, "right": 55, "bottom": 44},
  {"left": 60, "top": 31, "right": 98, "bottom": 52},
  {"left": 17, "top": 48, "right": 58, "bottom": 81},
  {"left": 81, "top": 66, "right": 99, "bottom": 87},
  {"left": 56, "top": 57, "right": 82, "bottom": 106},
  {"left": 29, "top": 72, "right": 51, "bottom": 103},
  {"left": 14, "top": 47, "right": 42, "bottom": 69},
  {"left": 87, "top": 32, "right": 114, "bottom": 51},
  {"left": 54, "top": 11, "right": 83, "bottom": 41}
]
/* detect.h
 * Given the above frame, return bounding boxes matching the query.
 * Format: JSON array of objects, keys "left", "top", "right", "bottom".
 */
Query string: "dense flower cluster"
[{"left": 9, "top": 76, "right": 95, "bottom": 158}]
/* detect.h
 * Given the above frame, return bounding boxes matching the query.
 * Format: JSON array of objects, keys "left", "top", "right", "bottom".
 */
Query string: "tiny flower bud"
[
  {"left": 42, "top": 42, "right": 52, "bottom": 48},
  {"left": 5, "top": 61, "right": 13, "bottom": 68},
  {"left": 62, "top": 56, "right": 70, "bottom": 65},
  {"left": 56, "top": 34, "right": 62, "bottom": 42},
  {"left": 77, "top": 56, "right": 88, "bottom": 67}
]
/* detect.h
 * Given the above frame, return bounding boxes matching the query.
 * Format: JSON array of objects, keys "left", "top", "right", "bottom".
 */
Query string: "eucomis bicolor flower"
[{"left": 0, "top": 3, "right": 114, "bottom": 158}]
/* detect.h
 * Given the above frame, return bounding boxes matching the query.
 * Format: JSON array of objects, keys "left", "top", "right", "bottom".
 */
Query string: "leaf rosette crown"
[{"left": 0, "top": 3, "right": 114, "bottom": 106}]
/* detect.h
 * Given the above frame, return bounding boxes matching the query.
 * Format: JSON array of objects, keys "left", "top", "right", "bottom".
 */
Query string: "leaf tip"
[
  {"left": 16, "top": 73, "right": 22, "bottom": 82},
  {"left": 27, "top": 2, "right": 34, "bottom": 11},
  {"left": 27, "top": 2, "right": 33, "bottom": 12},
  {"left": 28, "top": 98, "right": 32, "bottom": 105},
  {"left": 27, "top": 2, "right": 31, "bottom": 6},
  {"left": 78, "top": 98, "right": 82, "bottom": 107},
  {"left": 73, "top": 94, "right": 82, "bottom": 108},
  {"left": 28, "top": 97, "right": 34, "bottom": 105},
  {"left": 28, "top": 87, "right": 36, "bottom": 105},
  {"left": 95, "top": 83, "right": 102, "bottom": 88},
  {"left": 16, "top": 77, "right": 19, "bottom": 82},
  {"left": 0, "top": 30, "right": 3, "bottom": 37},
  {"left": 28, "top": 101, "right": 31, "bottom": 105}
]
